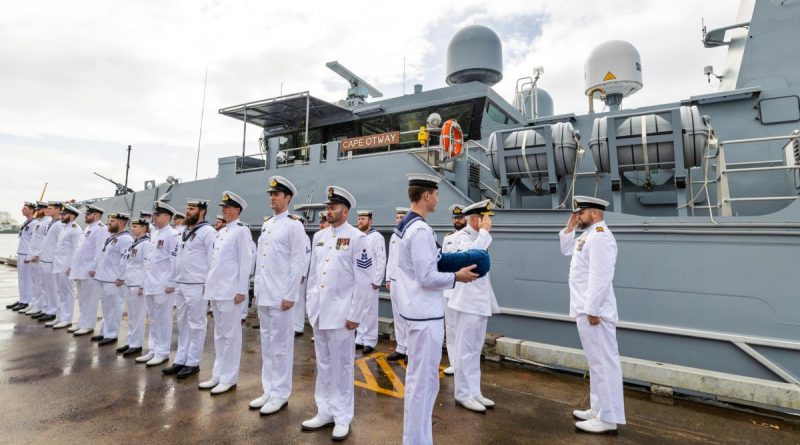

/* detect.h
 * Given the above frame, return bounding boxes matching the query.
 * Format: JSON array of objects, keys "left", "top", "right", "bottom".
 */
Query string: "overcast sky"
[{"left": 0, "top": 0, "right": 740, "bottom": 219}]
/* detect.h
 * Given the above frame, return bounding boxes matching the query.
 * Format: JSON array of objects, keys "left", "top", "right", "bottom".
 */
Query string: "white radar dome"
[{"left": 584, "top": 40, "right": 643, "bottom": 97}]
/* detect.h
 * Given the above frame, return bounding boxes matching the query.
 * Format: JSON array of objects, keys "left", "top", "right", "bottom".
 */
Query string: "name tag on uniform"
[
  {"left": 157, "top": 240, "right": 164, "bottom": 248},
  {"left": 336, "top": 238, "right": 350, "bottom": 250},
  {"left": 576, "top": 238, "right": 587, "bottom": 252},
  {"left": 131, "top": 249, "right": 138, "bottom": 257},
  {"left": 316, "top": 242, "right": 324, "bottom": 247}
]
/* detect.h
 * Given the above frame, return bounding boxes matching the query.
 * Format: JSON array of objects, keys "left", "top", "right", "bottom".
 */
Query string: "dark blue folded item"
[{"left": 437, "top": 249, "right": 490, "bottom": 277}]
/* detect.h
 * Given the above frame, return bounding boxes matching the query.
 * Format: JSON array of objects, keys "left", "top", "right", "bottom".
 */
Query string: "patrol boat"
[{"left": 83, "top": 0, "right": 800, "bottom": 413}]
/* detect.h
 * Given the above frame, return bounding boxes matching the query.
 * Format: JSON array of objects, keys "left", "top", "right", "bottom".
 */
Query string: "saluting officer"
[
  {"left": 385, "top": 207, "right": 409, "bottom": 362},
  {"left": 394, "top": 174, "right": 477, "bottom": 445},
  {"left": 559, "top": 196, "right": 626, "bottom": 434},
  {"left": 69, "top": 205, "right": 109, "bottom": 336},
  {"left": 354, "top": 209, "right": 386, "bottom": 355},
  {"left": 249, "top": 176, "right": 310, "bottom": 415},
  {"left": 301, "top": 186, "right": 372, "bottom": 441},
  {"left": 90, "top": 212, "right": 133, "bottom": 346},
  {"left": 162, "top": 199, "right": 216, "bottom": 379},
  {"left": 24, "top": 201, "right": 50, "bottom": 316},
  {"left": 199, "top": 191, "right": 254, "bottom": 395},
  {"left": 37, "top": 201, "right": 66, "bottom": 323},
  {"left": 7, "top": 201, "right": 37, "bottom": 312},
  {"left": 442, "top": 204, "right": 466, "bottom": 375},
  {"left": 447, "top": 199, "right": 500, "bottom": 413},
  {"left": 137, "top": 201, "right": 178, "bottom": 366},
  {"left": 50, "top": 205, "right": 82, "bottom": 329},
  {"left": 117, "top": 218, "right": 152, "bottom": 358}
]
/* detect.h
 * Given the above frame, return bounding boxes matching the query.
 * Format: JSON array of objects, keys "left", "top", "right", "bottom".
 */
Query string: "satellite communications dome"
[
  {"left": 446, "top": 25, "right": 503, "bottom": 86},
  {"left": 585, "top": 40, "right": 643, "bottom": 97}
]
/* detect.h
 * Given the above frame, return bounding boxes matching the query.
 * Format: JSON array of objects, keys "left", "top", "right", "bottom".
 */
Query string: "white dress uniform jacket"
[
  {"left": 355, "top": 228, "right": 386, "bottom": 348},
  {"left": 204, "top": 219, "right": 253, "bottom": 300},
  {"left": 174, "top": 222, "right": 216, "bottom": 285},
  {"left": 255, "top": 211, "right": 310, "bottom": 306},
  {"left": 94, "top": 231, "right": 134, "bottom": 283},
  {"left": 446, "top": 226, "right": 500, "bottom": 317},
  {"left": 29, "top": 216, "right": 51, "bottom": 259},
  {"left": 122, "top": 235, "right": 152, "bottom": 349},
  {"left": 69, "top": 220, "right": 109, "bottom": 280},
  {"left": 16, "top": 218, "right": 36, "bottom": 305},
  {"left": 17, "top": 218, "right": 36, "bottom": 256},
  {"left": 53, "top": 221, "right": 82, "bottom": 323},
  {"left": 38, "top": 218, "right": 63, "bottom": 315},
  {"left": 385, "top": 232, "right": 408, "bottom": 354},
  {"left": 123, "top": 236, "right": 152, "bottom": 288},
  {"left": 143, "top": 225, "right": 177, "bottom": 294}
]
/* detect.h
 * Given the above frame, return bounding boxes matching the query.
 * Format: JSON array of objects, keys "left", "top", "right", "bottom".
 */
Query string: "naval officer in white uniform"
[
  {"left": 441, "top": 203, "right": 466, "bottom": 375},
  {"left": 385, "top": 207, "right": 409, "bottom": 362},
  {"left": 559, "top": 195, "right": 626, "bottom": 434},
  {"left": 7, "top": 201, "right": 37, "bottom": 312},
  {"left": 69, "top": 205, "right": 109, "bottom": 336},
  {"left": 447, "top": 199, "right": 500, "bottom": 413},
  {"left": 90, "top": 212, "right": 133, "bottom": 346},
  {"left": 162, "top": 199, "right": 216, "bottom": 379},
  {"left": 25, "top": 202, "right": 50, "bottom": 317},
  {"left": 37, "top": 202, "right": 65, "bottom": 323},
  {"left": 354, "top": 209, "right": 386, "bottom": 354},
  {"left": 394, "top": 173, "right": 477, "bottom": 445},
  {"left": 249, "top": 176, "right": 310, "bottom": 415},
  {"left": 50, "top": 205, "right": 82, "bottom": 329},
  {"left": 117, "top": 218, "right": 152, "bottom": 357},
  {"left": 301, "top": 186, "right": 372, "bottom": 441},
  {"left": 199, "top": 191, "right": 254, "bottom": 395}
]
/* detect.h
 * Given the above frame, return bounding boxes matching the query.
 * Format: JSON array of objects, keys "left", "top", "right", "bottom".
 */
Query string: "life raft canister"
[{"left": 441, "top": 118, "right": 463, "bottom": 158}]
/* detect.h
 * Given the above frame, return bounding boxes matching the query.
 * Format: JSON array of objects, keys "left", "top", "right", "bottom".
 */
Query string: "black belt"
[
  {"left": 400, "top": 314, "right": 445, "bottom": 322},
  {"left": 175, "top": 281, "right": 204, "bottom": 285}
]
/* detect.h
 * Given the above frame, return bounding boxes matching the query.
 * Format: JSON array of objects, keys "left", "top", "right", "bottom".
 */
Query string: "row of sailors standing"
[{"left": 7, "top": 174, "right": 625, "bottom": 442}]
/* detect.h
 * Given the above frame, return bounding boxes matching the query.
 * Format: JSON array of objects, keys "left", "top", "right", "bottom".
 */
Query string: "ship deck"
[{"left": 0, "top": 265, "right": 798, "bottom": 445}]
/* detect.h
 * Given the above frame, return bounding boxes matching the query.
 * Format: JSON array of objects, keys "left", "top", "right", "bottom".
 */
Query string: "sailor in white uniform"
[
  {"left": 36, "top": 202, "right": 66, "bottom": 323},
  {"left": 447, "top": 199, "right": 500, "bottom": 413},
  {"left": 354, "top": 209, "right": 386, "bottom": 354},
  {"left": 295, "top": 212, "right": 329, "bottom": 336},
  {"left": 69, "top": 205, "right": 109, "bottom": 336},
  {"left": 559, "top": 195, "right": 626, "bottom": 434},
  {"left": 161, "top": 200, "right": 217, "bottom": 379},
  {"left": 139, "top": 209, "right": 157, "bottom": 235},
  {"left": 172, "top": 212, "right": 186, "bottom": 236},
  {"left": 24, "top": 202, "right": 50, "bottom": 316},
  {"left": 385, "top": 207, "right": 409, "bottom": 362},
  {"left": 214, "top": 215, "right": 226, "bottom": 231},
  {"left": 394, "top": 173, "right": 477, "bottom": 445},
  {"left": 441, "top": 203, "right": 466, "bottom": 376},
  {"left": 117, "top": 218, "right": 152, "bottom": 357},
  {"left": 137, "top": 201, "right": 178, "bottom": 367},
  {"left": 50, "top": 205, "right": 82, "bottom": 329},
  {"left": 199, "top": 191, "right": 254, "bottom": 395},
  {"left": 301, "top": 186, "right": 372, "bottom": 441},
  {"left": 90, "top": 212, "right": 133, "bottom": 345},
  {"left": 7, "top": 201, "right": 37, "bottom": 312},
  {"left": 249, "top": 176, "right": 310, "bottom": 415}
]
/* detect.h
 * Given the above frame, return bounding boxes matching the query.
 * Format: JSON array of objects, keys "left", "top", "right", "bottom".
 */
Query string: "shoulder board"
[
  {"left": 98, "top": 222, "right": 105, "bottom": 226},
  {"left": 263, "top": 216, "right": 273, "bottom": 222},
  {"left": 288, "top": 214, "right": 301, "bottom": 221},
  {"left": 72, "top": 223, "right": 79, "bottom": 228},
  {"left": 237, "top": 222, "right": 244, "bottom": 226},
  {"left": 596, "top": 226, "right": 605, "bottom": 233}
]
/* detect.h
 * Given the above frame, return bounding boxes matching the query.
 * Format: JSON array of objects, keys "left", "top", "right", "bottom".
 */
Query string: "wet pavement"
[{"left": 0, "top": 265, "right": 798, "bottom": 445}]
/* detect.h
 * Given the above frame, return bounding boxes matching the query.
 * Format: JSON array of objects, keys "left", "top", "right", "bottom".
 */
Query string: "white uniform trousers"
[
  {"left": 211, "top": 300, "right": 244, "bottom": 385},
  {"left": 17, "top": 255, "right": 33, "bottom": 304},
  {"left": 54, "top": 272, "right": 74, "bottom": 323},
  {"left": 146, "top": 293, "right": 174, "bottom": 358},
  {"left": 257, "top": 306, "right": 294, "bottom": 399},
  {"left": 29, "top": 262, "right": 43, "bottom": 310},
  {"left": 39, "top": 262, "right": 58, "bottom": 315},
  {"left": 293, "top": 281, "right": 307, "bottom": 333},
  {"left": 452, "top": 311, "right": 488, "bottom": 402},
  {"left": 576, "top": 315, "right": 626, "bottom": 424},
  {"left": 241, "top": 295, "right": 249, "bottom": 320},
  {"left": 444, "top": 299, "right": 458, "bottom": 367},
  {"left": 389, "top": 287, "right": 407, "bottom": 354},
  {"left": 77, "top": 279, "right": 101, "bottom": 330},
  {"left": 124, "top": 287, "right": 146, "bottom": 348},
  {"left": 99, "top": 282, "right": 124, "bottom": 338},
  {"left": 403, "top": 318, "right": 444, "bottom": 445},
  {"left": 312, "top": 321, "right": 355, "bottom": 425},
  {"left": 355, "top": 287, "right": 379, "bottom": 348},
  {"left": 174, "top": 285, "right": 208, "bottom": 367}
]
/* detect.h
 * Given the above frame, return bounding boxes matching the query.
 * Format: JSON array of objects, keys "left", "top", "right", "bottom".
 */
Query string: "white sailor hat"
[
  {"left": 357, "top": 209, "right": 372, "bottom": 217},
  {"left": 47, "top": 201, "right": 64, "bottom": 208},
  {"left": 395, "top": 207, "right": 410, "bottom": 215},
  {"left": 130, "top": 218, "right": 149, "bottom": 227},
  {"left": 139, "top": 210, "right": 153, "bottom": 218},
  {"left": 186, "top": 199, "right": 208, "bottom": 209},
  {"left": 86, "top": 204, "right": 105, "bottom": 214},
  {"left": 462, "top": 199, "right": 495, "bottom": 216},
  {"left": 153, "top": 201, "right": 177, "bottom": 216},
  {"left": 219, "top": 191, "right": 247, "bottom": 211},
  {"left": 174, "top": 212, "right": 186, "bottom": 219},
  {"left": 572, "top": 195, "right": 610, "bottom": 212},
  {"left": 35, "top": 201, "right": 48, "bottom": 209},
  {"left": 24, "top": 201, "right": 37, "bottom": 209},
  {"left": 108, "top": 212, "right": 130, "bottom": 220},
  {"left": 407, "top": 173, "right": 441, "bottom": 189},
  {"left": 215, "top": 214, "right": 225, "bottom": 222},
  {"left": 325, "top": 186, "right": 356, "bottom": 209},
  {"left": 268, "top": 176, "right": 297, "bottom": 196},
  {"left": 448, "top": 204, "right": 465, "bottom": 218},
  {"left": 61, "top": 205, "right": 80, "bottom": 216}
]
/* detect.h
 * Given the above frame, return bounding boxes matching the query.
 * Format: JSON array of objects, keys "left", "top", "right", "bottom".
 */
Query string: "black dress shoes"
[
  {"left": 31, "top": 313, "right": 46, "bottom": 319},
  {"left": 38, "top": 314, "right": 56, "bottom": 322},
  {"left": 362, "top": 346, "right": 375, "bottom": 354},
  {"left": 12, "top": 303, "right": 28, "bottom": 311},
  {"left": 355, "top": 343, "right": 364, "bottom": 350},
  {"left": 98, "top": 337, "right": 117, "bottom": 346},
  {"left": 6, "top": 301, "right": 20, "bottom": 309},
  {"left": 90, "top": 335, "right": 104, "bottom": 342},
  {"left": 122, "top": 347, "right": 142, "bottom": 357},
  {"left": 116, "top": 344, "right": 130, "bottom": 354},
  {"left": 294, "top": 331, "right": 304, "bottom": 337},
  {"left": 386, "top": 351, "right": 407, "bottom": 361},
  {"left": 162, "top": 363, "right": 185, "bottom": 375},
  {"left": 176, "top": 366, "right": 200, "bottom": 379}
]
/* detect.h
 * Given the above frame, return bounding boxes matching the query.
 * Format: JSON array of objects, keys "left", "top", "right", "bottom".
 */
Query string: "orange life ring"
[{"left": 441, "top": 119, "right": 463, "bottom": 158}]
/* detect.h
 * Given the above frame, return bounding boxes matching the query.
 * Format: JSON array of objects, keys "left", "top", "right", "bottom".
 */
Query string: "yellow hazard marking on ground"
[
  {"left": 354, "top": 352, "right": 447, "bottom": 399},
  {"left": 603, "top": 71, "right": 617, "bottom": 81}
]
